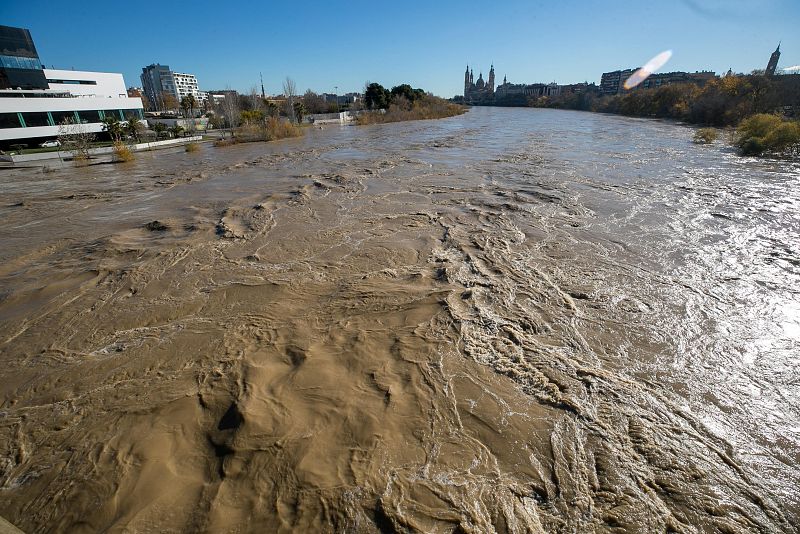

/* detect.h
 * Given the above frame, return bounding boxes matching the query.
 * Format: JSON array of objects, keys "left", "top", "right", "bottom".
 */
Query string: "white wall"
[
  {"left": 0, "top": 96, "right": 144, "bottom": 141},
  {"left": 44, "top": 69, "right": 128, "bottom": 99}
]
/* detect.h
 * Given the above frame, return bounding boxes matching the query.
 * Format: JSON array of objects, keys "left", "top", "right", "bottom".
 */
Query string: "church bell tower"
[{"left": 766, "top": 43, "right": 781, "bottom": 77}]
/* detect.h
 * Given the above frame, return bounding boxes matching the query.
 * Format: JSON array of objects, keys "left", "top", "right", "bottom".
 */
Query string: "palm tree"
[
  {"left": 125, "top": 115, "right": 142, "bottom": 143},
  {"left": 102, "top": 116, "right": 124, "bottom": 143},
  {"left": 180, "top": 94, "right": 198, "bottom": 118},
  {"left": 168, "top": 124, "right": 184, "bottom": 139},
  {"left": 152, "top": 122, "right": 167, "bottom": 140}
]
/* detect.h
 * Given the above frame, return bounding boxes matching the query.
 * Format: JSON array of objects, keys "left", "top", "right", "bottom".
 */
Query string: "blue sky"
[{"left": 3, "top": 0, "right": 798, "bottom": 97}]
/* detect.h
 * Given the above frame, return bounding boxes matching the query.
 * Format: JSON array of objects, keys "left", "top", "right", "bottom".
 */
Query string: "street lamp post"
[{"left": 334, "top": 85, "right": 339, "bottom": 113}]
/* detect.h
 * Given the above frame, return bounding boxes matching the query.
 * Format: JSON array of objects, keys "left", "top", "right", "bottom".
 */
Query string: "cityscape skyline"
[{"left": 2, "top": 0, "right": 799, "bottom": 97}]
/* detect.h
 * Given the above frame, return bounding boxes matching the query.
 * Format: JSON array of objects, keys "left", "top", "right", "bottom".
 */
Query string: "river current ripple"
[{"left": 0, "top": 107, "right": 798, "bottom": 532}]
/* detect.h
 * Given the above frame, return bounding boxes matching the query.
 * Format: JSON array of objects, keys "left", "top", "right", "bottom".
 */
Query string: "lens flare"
[{"left": 624, "top": 50, "right": 673, "bottom": 90}]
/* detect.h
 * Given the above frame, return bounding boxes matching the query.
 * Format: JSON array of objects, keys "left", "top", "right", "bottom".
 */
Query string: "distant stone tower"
[
  {"left": 766, "top": 43, "right": 781, "bottom": 76},
  {"left": 488, "top": 64, "right": 495, "bottom": 93},
  {"left": 464, "top": 65, "right": 470, "bottom": 96}
]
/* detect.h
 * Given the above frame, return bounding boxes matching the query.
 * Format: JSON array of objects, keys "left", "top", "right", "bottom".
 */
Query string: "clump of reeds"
[
  {"left": 693, "top": 127, "right": 718, "bottom": 144},
  {"left": 113, "top": 141, "right": 134, "bottom": 162}
]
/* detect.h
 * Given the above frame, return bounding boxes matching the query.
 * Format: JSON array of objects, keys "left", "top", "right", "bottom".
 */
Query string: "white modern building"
[
  {"left": 44, "top": 69, "right": 129, "bottom": 98},
  {"left": 0, "top": 71, "right": 144, "bottom": 147},
  {"left": 0, "top": 25, "right": 144, "bottom": 148}
]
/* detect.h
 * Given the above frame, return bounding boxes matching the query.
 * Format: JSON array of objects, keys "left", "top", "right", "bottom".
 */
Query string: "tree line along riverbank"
[{"left": 529, "top": 74, "right": 800, "bottom": 156}]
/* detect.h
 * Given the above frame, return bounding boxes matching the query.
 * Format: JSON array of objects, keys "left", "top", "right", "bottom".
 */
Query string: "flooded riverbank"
[{"left": 1, "top": 107, "right": 798, "bottom": 533}]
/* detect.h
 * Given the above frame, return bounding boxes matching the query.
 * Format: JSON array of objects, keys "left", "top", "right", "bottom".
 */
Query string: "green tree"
[
  {"left": 169, "top": 124, "right": 184, "bottom": 138},
  {"left": 365, "top": 83, "right": 390, "bottom": 109},
  {"left": 389, "top": 84, "right": 417, "bottom": 103},
  {"left": 152, "top": 122, "right": 167, "bottom": 140},
  {"left": 102, "top": 116, "right": 124, "bottom": 142},
  {"left": 293, "top": 101, "right": 306, "bottom": 123},
  {"left": 180, "top": 94, "right": 198, "bottom": 118},
  {"left": 125, "top": 114, "right": 143, "bottom": 142}
]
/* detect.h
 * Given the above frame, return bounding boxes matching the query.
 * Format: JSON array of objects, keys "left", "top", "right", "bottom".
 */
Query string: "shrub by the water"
[
  {"left": 112, "top": 141, "right": 134, "bottom": 162},
  {"left": 693, "top": 128, "right": 718, "bottom": 144},
  {"left": 215, "top": 117, "right": 304, "bottom": 146},
  {"left": 185, "top": 142, "right": 199, "bottom": 153},
  {"left": 735, "top": 114, "right": 800, "bottom": 156}
]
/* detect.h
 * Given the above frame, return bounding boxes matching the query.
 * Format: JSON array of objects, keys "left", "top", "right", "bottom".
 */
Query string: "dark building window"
[
  {"left": 0, "top": 113, "right": 22, "bottom": 128},
  {"left": 51, "top": 110, "right": 77, "bottom": 125},
  {"left": 77, "top": 110, "right": 102, "bottom": 123},
  {"left": 123, "top": 109, "right": 143, "bottom": 120},
  {"left": 0, "top": 68, "right": 48, "bottom": 90},
  {"left": 22, "top": 112, "right": 50, "bottom": 127},
  {"left": 0, "top": 26, "right": 48, "bottom": 90},
  {"left": 104, "top": 109, "right": 121, "bottom": 120},
  {"left": 0, "top": 25, "right": 40, "bottom": 58},
  {"left": 46, "top": 79, "right": 97, "bottom": 85}
]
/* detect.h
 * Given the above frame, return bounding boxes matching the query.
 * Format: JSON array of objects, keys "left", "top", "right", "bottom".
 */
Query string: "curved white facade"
[{"left": 0, "top": 70, "right": 144, "bottom": 145}]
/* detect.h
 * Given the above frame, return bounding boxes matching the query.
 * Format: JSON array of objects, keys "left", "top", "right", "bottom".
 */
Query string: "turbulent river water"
[{"left": 0, "top": 107, "right": 798, "bottom": 533}]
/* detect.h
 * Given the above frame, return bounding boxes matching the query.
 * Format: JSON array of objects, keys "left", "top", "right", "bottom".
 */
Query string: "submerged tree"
[{"left": 58, "top": 117, "right": 95, "bottom": 162}]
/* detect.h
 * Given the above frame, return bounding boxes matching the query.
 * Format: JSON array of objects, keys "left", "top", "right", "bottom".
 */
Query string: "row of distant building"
[
  {"left": 133, "top": 63, "right": 361, "bottom": 113},
  {"left": 462, "top": 44, "right": 789, "bottom": 105}
]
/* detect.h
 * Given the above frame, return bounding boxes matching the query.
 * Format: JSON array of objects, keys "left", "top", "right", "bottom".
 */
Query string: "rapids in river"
[{"left": 0, "top": 107, "right": 798, "bottom": 533}]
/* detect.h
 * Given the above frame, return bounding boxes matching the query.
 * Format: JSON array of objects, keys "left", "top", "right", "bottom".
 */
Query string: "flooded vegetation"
[{"left": 0, "top": 107, "right": 798, "bottom": 532}]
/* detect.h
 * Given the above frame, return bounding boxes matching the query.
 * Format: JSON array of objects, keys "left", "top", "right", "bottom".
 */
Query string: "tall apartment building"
[
  {"left": 140, "top": 64, "right": 205, "bottom": 111},
  {"left": 600, "top": 69, "right": 636, "bottom": 95}
]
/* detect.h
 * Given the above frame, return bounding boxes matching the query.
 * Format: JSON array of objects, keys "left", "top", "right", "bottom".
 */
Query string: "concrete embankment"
[{"left": 1, "top": 136, "right": 203, "bottom": 166}]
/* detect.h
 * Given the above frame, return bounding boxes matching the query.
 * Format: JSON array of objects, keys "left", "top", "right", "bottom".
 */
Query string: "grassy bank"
[
  {"left": 215, "top": 117, "right": 304, "bottom": 147},
  {"left": 356, "top": 95, "right": 466, "bottom": 125}
]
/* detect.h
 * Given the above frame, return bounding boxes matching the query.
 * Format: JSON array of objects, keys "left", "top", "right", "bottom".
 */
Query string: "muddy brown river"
[{"left": 0, "top": 107, "right": 798, "bottom": 533}]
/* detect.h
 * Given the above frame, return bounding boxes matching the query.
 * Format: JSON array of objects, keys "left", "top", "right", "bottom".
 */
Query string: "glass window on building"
[
  {"left": 21, "top": 112, "right": 50, "bottom": 127},
  {"left": 122, "top": 109, "right": 143, "bottom": 120},
  {"left": 50, "top": 110, "right": 77, "bottom": 125},
  {"left": 103, "top": 109, "right": 121, "bottom": 120},
  {"left": 0, "top": 113, "right": 22, "bottom": 128},
  {"left": 0, "top": 54, "right": 43, "bottom": 70},
  {"left": 77, "top": 110, "right": 102, "bottom": 123}
]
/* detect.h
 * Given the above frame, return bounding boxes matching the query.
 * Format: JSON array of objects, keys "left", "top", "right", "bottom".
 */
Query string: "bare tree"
[
  {"left": 283, "top": 77, "right": 297, "bottom": 122},
  {"left": 249, "top": 86, "right": 265, "bottom": 115},
  {"left": 57, "top": 117, "right": 95, "bottom": 163},
  {"left": 220, "top": 88, "right": 241, "bottom": 137}
]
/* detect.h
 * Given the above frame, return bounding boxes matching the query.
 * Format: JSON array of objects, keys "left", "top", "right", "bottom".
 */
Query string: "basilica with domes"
[{"left": 464, "top": 64, "right": 495, "bottom": 103}]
